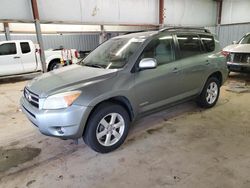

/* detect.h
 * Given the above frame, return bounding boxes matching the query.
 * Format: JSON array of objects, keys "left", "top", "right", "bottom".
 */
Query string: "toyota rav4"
[{"left": 21, "top": 27, "right": 228, "bottom": 153}]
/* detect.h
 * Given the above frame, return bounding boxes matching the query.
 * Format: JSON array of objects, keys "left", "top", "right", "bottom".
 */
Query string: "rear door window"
[
  {"left": 199, "top": 34, "right": 215, "bottom": 52},
  {"left": 0, "top": 43, "right": 17, "bottom": 55},
  {"left": 20, "top": 42, "right": 31, "bottom": 54},
  {"left": 177, "top": 34, "right": 202, "bottom": 58}
]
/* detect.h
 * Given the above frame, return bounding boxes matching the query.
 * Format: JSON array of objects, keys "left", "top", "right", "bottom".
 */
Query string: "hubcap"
[
  {"left": 96, "top": 113, "right": 125, "bottom": 147},
  {"left": 52, "top": 63, "right": 61, "bottom": 70},
  {"left": 206, "top": 82, "right": 218, "bottom": 104}
]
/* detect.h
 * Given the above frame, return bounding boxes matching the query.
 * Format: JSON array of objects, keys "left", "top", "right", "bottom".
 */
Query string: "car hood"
[
  {"left": 26, "top": 64, "right": 118, "bottom": 98},
  {"left": 223, "top": 44, "right": 250, "bottom": 53}
]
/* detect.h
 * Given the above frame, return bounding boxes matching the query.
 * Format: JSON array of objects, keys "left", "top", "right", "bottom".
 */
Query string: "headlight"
[{"left": 42, "top": 91, "right": 81, "bottom": 110}]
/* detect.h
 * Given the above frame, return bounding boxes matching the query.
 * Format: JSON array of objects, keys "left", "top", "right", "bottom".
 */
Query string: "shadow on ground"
[
  {"left": 0, "top": 73, "right": 41, "bottom": 84},
  {"left": 229, "top": 72, "right": 250, "bottom": 84}
]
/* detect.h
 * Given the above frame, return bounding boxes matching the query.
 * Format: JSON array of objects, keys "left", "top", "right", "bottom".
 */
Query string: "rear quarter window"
[{"left": 199, "top": 35, "right": 215, "bottom": 53}]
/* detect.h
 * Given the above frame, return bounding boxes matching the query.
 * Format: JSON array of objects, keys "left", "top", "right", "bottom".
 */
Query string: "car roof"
[{"left": 113, "top": 27, "right": 213, "bottom": 40}]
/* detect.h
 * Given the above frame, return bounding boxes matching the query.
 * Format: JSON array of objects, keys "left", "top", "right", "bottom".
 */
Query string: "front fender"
[{"left": 74, "top": 72, "right": 138, "bottom": 117}]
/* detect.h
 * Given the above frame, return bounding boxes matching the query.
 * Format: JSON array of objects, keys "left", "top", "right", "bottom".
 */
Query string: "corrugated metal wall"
[
  {"left": 205, "top": 26, "right": 216, "bottom": 35},
  {"left": 0, "top": 34, "right": 5, "bottom": 41},
  {"left": 1, "top": 25, "right": 248, "bottom": 50},
  {"left": 221, "top": 0, "right": 250, "bottom": 25},
  {"left": 218, "top": 23, "right": 250, "bottom": 47},
  {"left": 0, "top": 33, "right": 99, "bottom": 51},
  {"left": 204, "top": 24, "right": 250, "bottom": 48}
]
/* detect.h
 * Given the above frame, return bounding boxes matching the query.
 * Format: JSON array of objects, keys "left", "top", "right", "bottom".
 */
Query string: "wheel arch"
[
  {"left": 82, "top": 96, "right": 134, "bottom": 136},
  {"left": 199, "top": 71, "right": 223, "bottom": 96},
  {"left": 208, "top": 71, "right": 223, "bottom": 86},
  {"left": 47, "top": 58, "right": 61, "bottom": 71},
  {"left": 196, "top": 71, "right": 222, "bottom": 108}
]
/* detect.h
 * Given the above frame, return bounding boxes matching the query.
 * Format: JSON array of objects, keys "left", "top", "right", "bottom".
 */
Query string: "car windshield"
[
  {"left": 82, "top": 37, "right": 145, "bottom": 69},
  {"left": 239, "top": 34, "right": 250, "bottom": 44}
]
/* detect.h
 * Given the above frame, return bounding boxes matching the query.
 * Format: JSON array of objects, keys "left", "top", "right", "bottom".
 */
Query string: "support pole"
[
  {"left": 34, "top": 20, "right": 47, "bottom": 73},
  {"left": 159, "top": 0, "right": 164, "bottom": 28},
  {"left": 3, "top": 22, "right": 11, "bottom": 41},
  {"left": 99, "top": 25, "right": 105, "bottom": 44},
  {"left": 216, "top": 0, "right": 223, "bottom": 37},
  {"left": 31, "top": 0, "right": 47, "bottom": 73}
]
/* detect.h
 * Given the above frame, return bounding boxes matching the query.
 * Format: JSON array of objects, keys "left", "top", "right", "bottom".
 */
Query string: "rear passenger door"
[
  {"left": 175, "top": 33, "right": 210, "bottom": 96},
  {"left": 20, "top": 41, "right": 37, "bottom": 72}
]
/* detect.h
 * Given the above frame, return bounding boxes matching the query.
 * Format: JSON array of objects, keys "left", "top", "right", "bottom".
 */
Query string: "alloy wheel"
[
  {"left": 206, "top": 82, "right": 218, "bottom": 104},
  {"left": 96, "top": 113, "right": 125, "bottom": 147}
]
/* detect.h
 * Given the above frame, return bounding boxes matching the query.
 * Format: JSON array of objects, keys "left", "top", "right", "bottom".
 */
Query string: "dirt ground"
[{"left": 1, "top": 73, "right": 250, "bottom": 188}]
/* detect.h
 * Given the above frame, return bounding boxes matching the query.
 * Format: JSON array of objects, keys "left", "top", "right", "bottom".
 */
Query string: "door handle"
[
  {"left": 205, "top": 60, "right": 210, "bottom": 65},
  {"left": 172, "top": 67, "right": 179, "bottom": 73},
  {"left": 13, "top": 56, "right": 20, "bottom": 59}
]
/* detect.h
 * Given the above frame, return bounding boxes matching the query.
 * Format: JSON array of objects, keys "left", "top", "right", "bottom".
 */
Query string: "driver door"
[{"left": 134, "top": 34, "right": 183, "bottom": 113}]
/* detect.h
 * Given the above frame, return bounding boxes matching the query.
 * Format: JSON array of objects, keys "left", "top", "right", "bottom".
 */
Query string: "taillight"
[
  {"left": 35, "top": 48, "right": 41, "bottom": 54},
  {"left": 74, "top": 51, "right": 79, "bottom": 58},
  {"left": 221, "top": 51, "right": 230, "bottom": 57}
]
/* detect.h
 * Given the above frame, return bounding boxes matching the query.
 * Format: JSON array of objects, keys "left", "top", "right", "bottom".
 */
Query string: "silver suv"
[
  {"left": 21, "top": 27, "right": 228, "bottom": 153},
  {"left": 223, "top": 33, "right": 250, "bottom": 73}
]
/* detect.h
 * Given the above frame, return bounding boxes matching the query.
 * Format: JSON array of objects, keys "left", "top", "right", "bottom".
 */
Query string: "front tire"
[
  {"left": 196, "top": 77, "right": 220, "bottom": 108},
  {"left": 83, "top": 103, "right": 130, "bottom": 153}
]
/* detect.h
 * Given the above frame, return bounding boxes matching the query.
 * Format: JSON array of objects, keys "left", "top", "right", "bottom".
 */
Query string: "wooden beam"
[
  {"left": 31, "top": 0, "right": 40, "bottom": 20},
  {"left": 217, "top": 0, "right": 223, "bottom": 25},
  {"left": 159, "top": 0, "right": 164, "bottom": 25},
  {"left": 3, "top": 22, "right": 11, "bottom": 40}
]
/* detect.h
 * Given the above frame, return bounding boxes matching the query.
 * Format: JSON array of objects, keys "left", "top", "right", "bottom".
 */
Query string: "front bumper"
[
  {"left": 227, "top": 62, "right": 250, "bottom": 73},
  {"left": 20, "top": 96, "right": 91, "bottom": 139}
]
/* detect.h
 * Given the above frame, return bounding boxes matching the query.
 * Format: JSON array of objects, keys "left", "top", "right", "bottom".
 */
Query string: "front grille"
[
  {"left": 24, "top": 87, "right": 39, "bottom": 108},
  {"left": 231, "top": 53, "right": 250, "bottom": 64}
]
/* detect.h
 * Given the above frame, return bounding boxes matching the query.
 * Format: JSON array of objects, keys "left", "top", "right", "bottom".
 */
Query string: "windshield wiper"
[
  {"left": 84, "top": 64, "right": 105, "bottom": 69},
  {"left": 77, "top": 58, "right": 85, "bottom": 65}
]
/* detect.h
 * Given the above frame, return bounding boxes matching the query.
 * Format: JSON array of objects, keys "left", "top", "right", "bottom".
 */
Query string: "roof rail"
[
  {"left": 124, "top": 28, "right": 158, "bottom": 35},
  {"left": 159, "top": 27, "right": 211, "bottom": 33}
]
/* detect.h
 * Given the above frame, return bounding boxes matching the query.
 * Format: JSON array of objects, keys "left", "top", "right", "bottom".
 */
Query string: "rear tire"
[
  {"left": 83, "top": 102, "right": 130, "bottom": 153},
  {"left": 48, "top": 60, "right": 61, "bottom": 71},
  {"left": 196, "top": 77, "right": 220, "bottom": 108}
]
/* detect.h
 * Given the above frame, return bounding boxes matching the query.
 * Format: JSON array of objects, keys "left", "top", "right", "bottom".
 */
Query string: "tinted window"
[
  {"left": 20, "top": 42, "right": 31, "bottom": 54},
  {"left": 0, "top": 43, "right": 17, "bottom": 55},
  {"left": 177, "top": 34, "right": 202, "bottom": 58},
  {"left": 140, "top": 35, "right": 174, "bottom": 65},
  {"left": 200, "top": 35, "right": 215, "bottom": 52}
]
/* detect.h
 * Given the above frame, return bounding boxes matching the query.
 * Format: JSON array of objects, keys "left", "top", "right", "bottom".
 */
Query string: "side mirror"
[
  {"left": 139, "top": 58, "right": 157, "bottom": 70},
  {"left": 232, "top": 41, "right": 237, "bottom": 45}
]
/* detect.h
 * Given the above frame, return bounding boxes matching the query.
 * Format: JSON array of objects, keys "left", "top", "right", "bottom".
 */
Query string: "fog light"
[{"left": 56, "top": 127, "right": 65, "bottom": 134}]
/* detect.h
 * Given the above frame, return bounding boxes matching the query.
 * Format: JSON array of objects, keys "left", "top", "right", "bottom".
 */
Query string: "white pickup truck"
[{"left": 0, "top": 40, "right": 79, "bottom": 77}]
